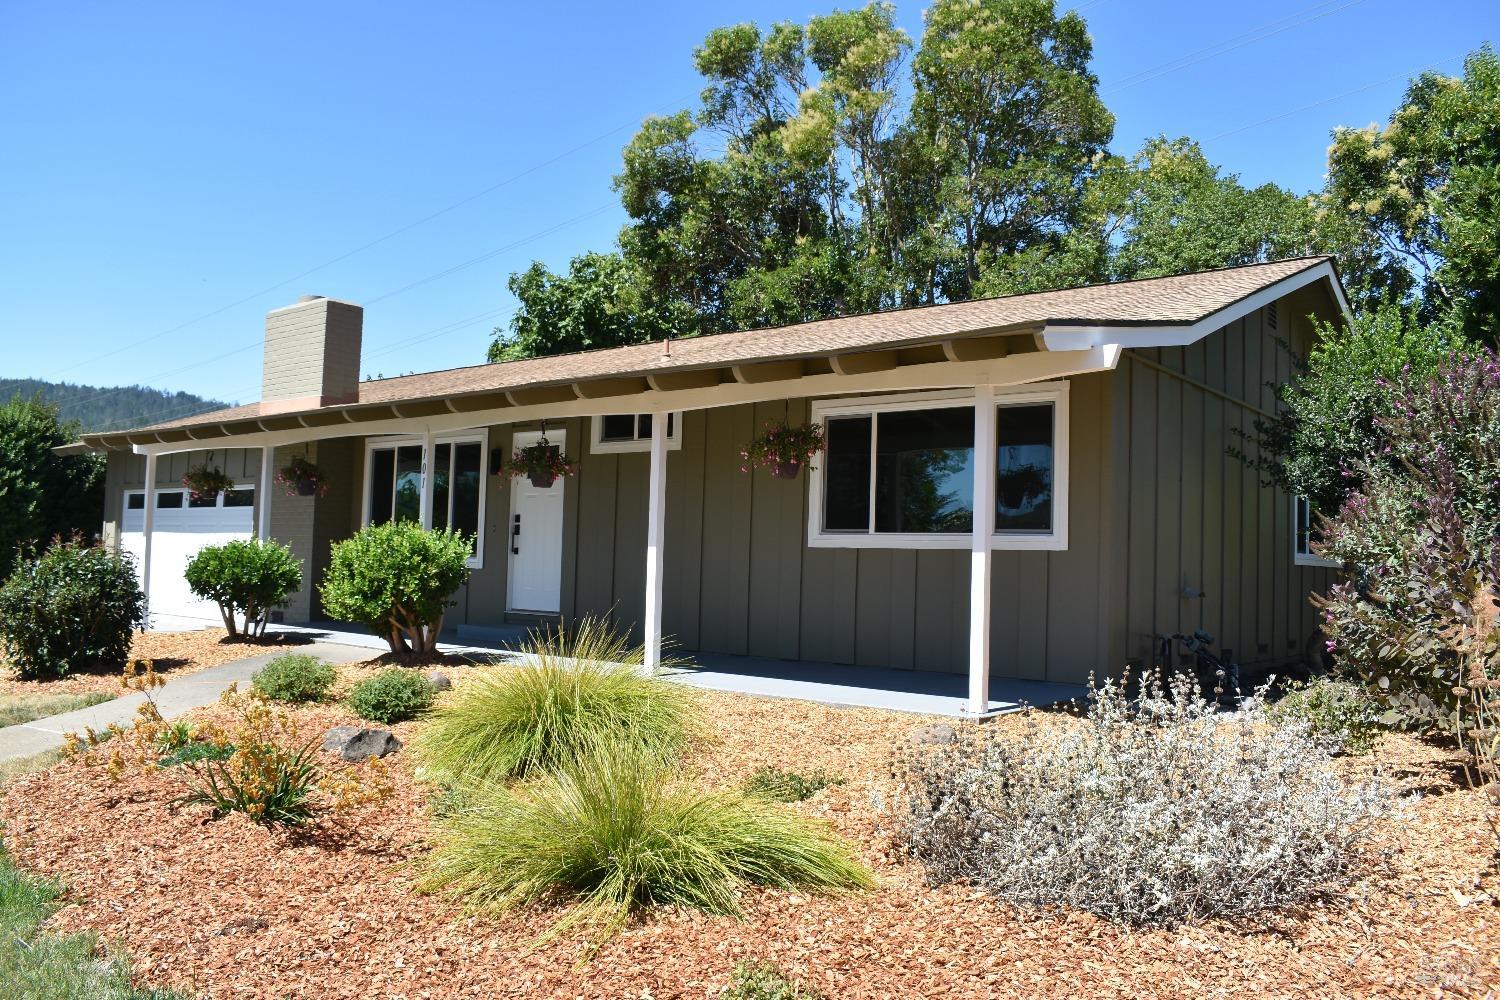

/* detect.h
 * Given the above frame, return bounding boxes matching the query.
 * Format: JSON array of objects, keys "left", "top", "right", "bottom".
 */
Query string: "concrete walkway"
[{"left": 0, "top": 641, "right": 371, "bottom": 763}]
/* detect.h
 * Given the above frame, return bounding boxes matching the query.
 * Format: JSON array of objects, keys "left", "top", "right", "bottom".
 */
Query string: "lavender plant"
[{"left": 899, "top": 672, "right": 1390, "bottom": 926}]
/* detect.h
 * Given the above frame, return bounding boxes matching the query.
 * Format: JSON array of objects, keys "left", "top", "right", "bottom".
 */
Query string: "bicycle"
[{"left": 1154, "top": 629, "right": 1242, "bottom": 706}]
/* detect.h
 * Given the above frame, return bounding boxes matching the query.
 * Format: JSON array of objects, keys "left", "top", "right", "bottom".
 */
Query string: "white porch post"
[
  {"left": 258, "top": 445, "right": 273, "bottom": 540},
  {"left": 419, "top": 429, "right": 436, "bottom": 528},
  {"left": 141, "top": 452, "right": 157, "bottom": 624},
  {"left": 967, "top": 385, "right": 996, "bottom": 715},
  {"left": 643, "top": 412, "right": 668, "bottom": 671}
]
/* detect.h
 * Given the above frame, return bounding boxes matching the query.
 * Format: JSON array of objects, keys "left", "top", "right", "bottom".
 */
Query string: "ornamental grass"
[
  {"left": 411, "top": 617, "right": 693, "bottom": 786},
  {"left": 416, "top": 745, "right": 874, "bottom": 944}
]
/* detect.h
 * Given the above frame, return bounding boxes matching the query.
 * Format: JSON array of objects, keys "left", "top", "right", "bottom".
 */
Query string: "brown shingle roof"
[{"left": 126, "top": 256, "right": 1331, "bottom": 435}]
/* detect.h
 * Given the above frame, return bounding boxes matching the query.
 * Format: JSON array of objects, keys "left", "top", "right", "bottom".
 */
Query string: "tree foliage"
[
  {"left": 0, "top": 538, "right": 146, "bottom": 680},
  {"left": 1323, "top": 46, "right": 1500, "bottom": 339},
  {"left": 0, "top": 395, "right": 104, "bottom": 577},
  {"left": 184, "top": 538, "right": 303, "bottom": 639}
]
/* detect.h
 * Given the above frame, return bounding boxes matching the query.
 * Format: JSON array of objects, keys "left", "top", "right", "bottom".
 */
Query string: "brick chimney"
[{"left": 261, "top": 295, "right": 363, "bottom": 414}]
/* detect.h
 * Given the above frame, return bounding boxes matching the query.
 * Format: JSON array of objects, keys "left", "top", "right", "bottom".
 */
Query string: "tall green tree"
[
  {"left": 0, "top": 396, "right": 104, "bottom": 577},
  {"left": 494, "top": 0, "right": 1114, "bottom": 359},
  {"left": 1324, "top": 46, "right": 1500, "bottom": 339}
]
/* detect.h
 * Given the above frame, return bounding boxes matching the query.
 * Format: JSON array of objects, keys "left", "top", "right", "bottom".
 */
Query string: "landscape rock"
[
  {"left": 321, "top": 726, "right": 401, "bottom": 761},
  {"left": 911, "top": 723, "right": 957, "bottom": 746},
  {"left": 425, "top": 671, "right": 452, "bottom": 692}
]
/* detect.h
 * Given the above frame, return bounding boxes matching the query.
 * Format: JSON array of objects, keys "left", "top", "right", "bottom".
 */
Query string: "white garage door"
[{"left": 120, "top": 485, "right": 256, "bottom": 627}]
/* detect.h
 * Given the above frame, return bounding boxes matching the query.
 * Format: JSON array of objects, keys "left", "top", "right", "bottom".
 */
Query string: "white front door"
[{"left": 507, "top": 430, "right": 566, "bottom": 613}]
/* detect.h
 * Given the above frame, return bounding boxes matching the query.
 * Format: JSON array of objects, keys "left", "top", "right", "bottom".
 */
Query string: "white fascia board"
[{"left": 1038, "top": 261, "right": 1348, "bottom": 353}]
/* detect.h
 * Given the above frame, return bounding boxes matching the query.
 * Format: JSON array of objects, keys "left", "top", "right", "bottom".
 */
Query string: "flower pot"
[
  {"left": 528, "top": 471, "right": 557, "bottom": 488},
  {"left": 769, "top": 460, "right": 801, "bottom": 480},
  {"left": 295, "top": 479, "right": 318, "bottom": 497}
]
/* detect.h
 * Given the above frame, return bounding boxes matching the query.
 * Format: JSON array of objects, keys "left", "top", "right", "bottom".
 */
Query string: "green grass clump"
[
  {"left": 723, "top": 960, "right": 823, "bottom": 999},
  {"left": 0, "top": 691, "right": 114, "bottom": 728},
  {"left": 156, "top": 740, "right": 235, "bottom": 768},
  {"left": 412, "top": 618, "right": 692, "bottom": 785},
  {"left": 416, "top": 746, "right": 874, "bottom": 943},
  {"left": 744, "top": 767, "right": 844, "bottom": 803},
  {"left": 251, "top": 653, "right": 337, "bottom": 704},
  {"left": 347, "top": 668, "right": 434, "bottom": 724},
  {"left": 0, "top": 842, "right": 185, "bottom": 999}
]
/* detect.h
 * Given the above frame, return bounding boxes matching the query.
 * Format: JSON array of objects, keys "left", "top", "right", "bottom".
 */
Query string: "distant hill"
[{"left": 0, "top": 379, "right": 231, "bottom": 433}]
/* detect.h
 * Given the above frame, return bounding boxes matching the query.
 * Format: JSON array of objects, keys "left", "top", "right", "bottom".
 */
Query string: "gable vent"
[{"left": 1267, "top": 300, "right": 1279, "bottom": 330}]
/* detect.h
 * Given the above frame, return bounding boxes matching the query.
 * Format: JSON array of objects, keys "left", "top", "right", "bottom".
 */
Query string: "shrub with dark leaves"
[{"left": 0, "top": 538, "right": 145, "bottom": 679}]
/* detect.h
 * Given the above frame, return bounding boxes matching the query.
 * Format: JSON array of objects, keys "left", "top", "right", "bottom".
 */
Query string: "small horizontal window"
[
  {"left": 156, "top": 492, "right": 184, "bottom": 509},
  {"left": 591, "top": 413, "right": 681, "bottom": 453},
  {"left": 223, "top": 488, "right": 255, "bottom": 508},
  {"left": 126, "top": 494, "right": 145, "bottom": 510}
]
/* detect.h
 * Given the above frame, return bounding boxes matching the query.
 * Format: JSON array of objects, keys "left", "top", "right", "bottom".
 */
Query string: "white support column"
[
  {"left": 967, "top": 385, "right": 996, "bottom": 715},
  {"left": 141, "top": 452, "right": 157, "bottom": 625},
  {"left": 258, "top": 445, "right": 274, "bottom": 541},
  {"left": 643, "top": 412, "right": 668, "bottom": 671},
  {"left": 419, "top": 429, "right": 436, "bottom": 529}
]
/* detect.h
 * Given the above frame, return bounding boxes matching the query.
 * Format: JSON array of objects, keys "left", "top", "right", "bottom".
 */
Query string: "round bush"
[
  {"left": 251, "top": 653, "right": 336, "bottom": 703},
  {"left": 348, "top": 668, "right": 434, "bottom": 724},
  {"left": 319, "top": 522, "right": 472, "bottom": 656},
  {"left": 0, "top": 539, "right": 145, "bottom": 679},
  {"left": 184, "top": 538, "right": 302, "bottom": 639}
]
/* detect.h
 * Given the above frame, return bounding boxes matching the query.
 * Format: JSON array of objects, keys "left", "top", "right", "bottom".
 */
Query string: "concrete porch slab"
[{"left": 268, "top": 622, "right": 1083, "bottom": 718}]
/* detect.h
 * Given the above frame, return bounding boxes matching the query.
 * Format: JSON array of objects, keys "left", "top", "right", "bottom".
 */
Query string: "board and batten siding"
[
  {"left": 560, "top": 375, "right": 1118, "bottom": 685},
  {"left": 1105, "top": 291, "right": 1340, "bottom": 676}
]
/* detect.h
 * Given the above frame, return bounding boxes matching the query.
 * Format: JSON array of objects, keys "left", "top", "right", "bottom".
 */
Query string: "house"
[{"left": 79, "top": 257, "right": 1347, "bottom": 713}]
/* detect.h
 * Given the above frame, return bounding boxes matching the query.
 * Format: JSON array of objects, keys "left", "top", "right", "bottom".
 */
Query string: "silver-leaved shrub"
[{"left": 899, "top": 672, "right": 1391, "bottom": 926}]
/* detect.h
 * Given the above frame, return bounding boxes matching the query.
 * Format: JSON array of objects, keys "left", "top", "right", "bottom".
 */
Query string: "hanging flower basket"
[
  {"left": 182, "top": 460, "right": 234, "bottom": 503},
  {"left": 276, "top": 455, "right": 328, "bottom": 498},
  {"left": 498, "top": 439, "right": 578, "bottom": 488},
  {"left": 740, "top": 421, "right": 825, "bottom": 480}
]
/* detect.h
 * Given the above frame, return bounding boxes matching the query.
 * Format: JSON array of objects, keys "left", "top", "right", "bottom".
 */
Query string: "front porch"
[{"left": 262, "top": 620, "right": 1085, "bottom": 718}]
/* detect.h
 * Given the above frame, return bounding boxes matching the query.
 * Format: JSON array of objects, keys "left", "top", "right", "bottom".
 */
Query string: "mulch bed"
[
  {"left": 0, "top": 629, "right": 310, "bottom": 702},
  {"left": 1, "top": 676, "right": 1497, "bottom": 999}
]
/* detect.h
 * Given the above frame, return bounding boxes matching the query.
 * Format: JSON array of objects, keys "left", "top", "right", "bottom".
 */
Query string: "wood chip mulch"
[
  {"left": 1, "top": 682, "right": 1498, "bottom": 999},
  {"left": 0, "top": 629, "right": 306, "bottom": 702}
]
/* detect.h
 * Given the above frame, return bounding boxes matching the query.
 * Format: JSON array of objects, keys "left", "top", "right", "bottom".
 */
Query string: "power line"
[
  {"left": 1104, "top": 0, "right": 1369, "bottom": 94},
  {"left": 42, "top": 118, "right": 643, "bottom": 382},
  {"left": 1202, "top": 52, "right": 1468, "bottom": 142}
]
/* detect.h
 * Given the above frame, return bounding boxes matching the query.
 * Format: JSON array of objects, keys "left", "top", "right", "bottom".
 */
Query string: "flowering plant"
[
  {"left": 182, "top": 462, "right": 234, "bottom": 503},
  {"left": 499, "top": 441, "right": 579, "bottom": 486},
  {"left": 277, "top": 455, "right": 327, "bottom": 498},
  {"left": 740, "top": 421, "right": 825, "bottom": 479}
]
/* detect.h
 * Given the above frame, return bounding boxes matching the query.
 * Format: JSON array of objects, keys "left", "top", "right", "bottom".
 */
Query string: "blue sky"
[{"left": 0, "top": 0, "right": 1492, "bottom": 417}]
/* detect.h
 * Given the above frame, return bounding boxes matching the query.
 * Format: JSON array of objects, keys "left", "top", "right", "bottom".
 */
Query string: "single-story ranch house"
[{"left": 78, "top": 257, "right": 1346, "bottom": 713}]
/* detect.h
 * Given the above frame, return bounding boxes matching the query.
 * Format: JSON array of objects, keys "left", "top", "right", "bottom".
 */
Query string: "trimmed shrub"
[
  {"left": 899, "top": 672, "right": 1390, "bottom": 926},
  {"left": 183, "top": 538, "right": 301, "bottom": 638},
  {"left": 251, "top": 653, "right": 336, "bottom": 704},
  {"left": 412, "top": 618, "right": 691, "bottom": 785},
  {"left": 348, "top": 668, "right": 434, "bottom": 724},
  {"left": 1268, "top": 676, "right": 1383, "bottom": 754},
  {"left": 319, "top": 521, "right": 472, "bottom": 656},
  {"left": 0, "top": 538, "right": 145, "bottom": 679},
  {"left": 723, "top": 960, "right": 822, "bottom": 999},
  {"left": 744, "top": 766, "right": 843, "bottom": 803},
  {"left": 416, "top": 746, "right": 873, "bottom": 943}
]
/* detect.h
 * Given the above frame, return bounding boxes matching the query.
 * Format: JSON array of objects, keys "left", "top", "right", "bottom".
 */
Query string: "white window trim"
[
  {"left": 1293, "top": 495, "right": 1339, "bottom": 568},
  {"left": 806, "top": 384, "right": 1069, "bottom": 552},
  {"left": 124, "top": 484, "right": 256, "bottom": 512},
  {"left": 362, "top": 430, "right": 490, "bottom": 568},
  {"left": 589, "top": 413, "right": 683, "bottom": 454}
]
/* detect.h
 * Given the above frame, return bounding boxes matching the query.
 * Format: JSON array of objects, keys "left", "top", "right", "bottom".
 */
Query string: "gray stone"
[
  {"left": 321, "top": 726, "right": 401, "bottom": 761},
  {"left": 425, "top": 671, "right": 452, "bottom": 692},
  {"left": 911, "top": 723, "right": 957, "bottom": 746}
]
